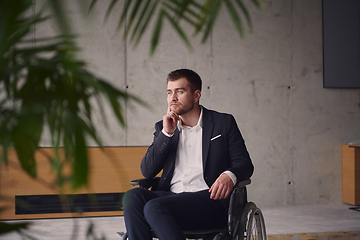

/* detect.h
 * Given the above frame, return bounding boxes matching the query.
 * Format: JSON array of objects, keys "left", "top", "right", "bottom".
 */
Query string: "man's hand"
[
  {"left": 163, "top": 109, "right": 179, "bottom": 135},
  {"left": 209, "top": 173, "right": 234, "bottom": 200}
]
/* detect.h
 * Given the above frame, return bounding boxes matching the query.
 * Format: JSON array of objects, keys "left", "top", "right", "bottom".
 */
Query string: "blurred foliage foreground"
[
  {"left": 0, "top": 0, "right": 262, "bottom": 237},
  {"left": 0, "top": 0, "right": 141, "bottom": 189},
  {"left": 0, "top": 0, "right": 142, "bottom": 236}
]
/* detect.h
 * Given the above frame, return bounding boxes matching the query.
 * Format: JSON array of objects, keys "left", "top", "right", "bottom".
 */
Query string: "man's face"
[{"left": 167, "top": 78, "right": 199, "bottom": 115}]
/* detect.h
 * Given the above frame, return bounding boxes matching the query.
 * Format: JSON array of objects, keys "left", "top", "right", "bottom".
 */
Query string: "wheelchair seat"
[{"left": 119, "top": 178, "right": 266, "bottom": 240}]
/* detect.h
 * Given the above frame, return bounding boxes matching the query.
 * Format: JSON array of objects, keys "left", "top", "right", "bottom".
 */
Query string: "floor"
[{"left": 1, "top": 203, "right": 359, "bottom": 240}]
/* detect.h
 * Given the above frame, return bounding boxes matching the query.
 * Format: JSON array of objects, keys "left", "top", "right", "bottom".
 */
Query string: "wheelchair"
[{"left": 119, "top": 178, "right": 266, "bottom": 240}]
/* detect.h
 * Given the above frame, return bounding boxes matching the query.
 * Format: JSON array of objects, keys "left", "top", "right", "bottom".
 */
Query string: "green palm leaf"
[
  {"left": 0, "top": 0, "right": 146, "bottom": 190},
  {"left": 95, "top": 0, "right": 263, "bottom": 54}
]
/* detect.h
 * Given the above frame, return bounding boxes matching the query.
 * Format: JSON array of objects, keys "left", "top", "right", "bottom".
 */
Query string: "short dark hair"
[{"left": 167, "top": 69, "right": 202, "bottom": 92}]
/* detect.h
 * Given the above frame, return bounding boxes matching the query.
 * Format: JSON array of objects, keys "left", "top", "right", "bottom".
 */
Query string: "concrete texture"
[
  {"left": 32, "top": 0, "right": 360, "bottom": 208},
  {"left": 1, "top": 203, "right": 360, "bottom": 240}
]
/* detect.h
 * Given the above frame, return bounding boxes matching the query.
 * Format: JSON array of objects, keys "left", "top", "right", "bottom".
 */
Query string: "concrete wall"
[{"left": 37, "top": 0, "right": 360, "bottom": 207}]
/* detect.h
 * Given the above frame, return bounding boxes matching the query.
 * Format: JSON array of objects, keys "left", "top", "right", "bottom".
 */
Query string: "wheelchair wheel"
[{"left": 237, "top": 202, "right": 266, "bottom": 240}]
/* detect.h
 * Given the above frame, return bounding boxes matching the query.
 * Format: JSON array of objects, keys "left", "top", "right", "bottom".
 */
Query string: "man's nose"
[{"left": 170, "top": 93, "right": 177, "bottom": 101}]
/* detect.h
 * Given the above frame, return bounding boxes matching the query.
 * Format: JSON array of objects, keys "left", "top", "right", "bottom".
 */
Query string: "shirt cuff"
[
  {"left": 223, "top": 170, "right": 237, "bottom": 186},
  {"left": 162, "top": 129, "right": 174, "bottom": 138}
]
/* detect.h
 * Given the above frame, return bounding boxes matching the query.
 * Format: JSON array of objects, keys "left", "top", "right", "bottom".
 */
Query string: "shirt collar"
[{"left": 178, "top": 106, "right": 203, "bottom": 132}]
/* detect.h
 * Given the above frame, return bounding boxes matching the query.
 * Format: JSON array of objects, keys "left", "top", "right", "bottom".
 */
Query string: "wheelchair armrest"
[
  {"left": 235, "top": 179, "right": 251, "bottom": 189},
  {"left": 227, "top": 179, "right": 251, "bottom": 235},
  {"left": 130, "top": 177, "right": 160, "bottom": 189}
]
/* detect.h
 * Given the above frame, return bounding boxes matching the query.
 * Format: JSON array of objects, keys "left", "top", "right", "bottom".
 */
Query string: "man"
[{"left": 122, "top": 69, "right": 253, "bottom": 240}]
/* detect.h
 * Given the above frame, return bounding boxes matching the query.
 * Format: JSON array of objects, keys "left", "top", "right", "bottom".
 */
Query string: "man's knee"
[
  {"left": 143, "top": 199, "right": 162, "bottom": 225},
  {"left": 122, "top": 188, "right": 149, "bottom": 212}
]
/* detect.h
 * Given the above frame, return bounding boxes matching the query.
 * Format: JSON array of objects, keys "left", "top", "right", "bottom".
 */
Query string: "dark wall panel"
[{"left": 323, "top": 0, "right": 360, "bottom": 88}]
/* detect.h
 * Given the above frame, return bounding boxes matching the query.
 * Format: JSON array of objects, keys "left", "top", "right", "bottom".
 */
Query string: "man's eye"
[{"left": 177, "top": 90, "right": 183, "bottom": 94}]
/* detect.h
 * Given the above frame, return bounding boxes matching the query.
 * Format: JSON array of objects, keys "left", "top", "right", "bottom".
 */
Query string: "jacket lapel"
[
  {"left": 202, "top": 107, "right": 214, "bottom": 169},
  {"left": 167, "top": 128, "right": 179, "bottom": 175}
]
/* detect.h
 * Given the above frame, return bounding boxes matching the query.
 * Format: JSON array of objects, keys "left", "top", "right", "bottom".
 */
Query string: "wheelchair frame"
[{"left": 120, "top": 178, "right": 266, "bottom": 240}]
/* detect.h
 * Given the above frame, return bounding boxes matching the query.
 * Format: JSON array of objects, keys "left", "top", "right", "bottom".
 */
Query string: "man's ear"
[{"left": 194, "top": 90, "right": 201, "bottom": 103}]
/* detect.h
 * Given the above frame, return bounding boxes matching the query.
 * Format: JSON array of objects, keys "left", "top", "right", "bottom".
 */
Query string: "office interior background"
[{"left": 32, "top": 0, "right": 360, "bottom": 208}]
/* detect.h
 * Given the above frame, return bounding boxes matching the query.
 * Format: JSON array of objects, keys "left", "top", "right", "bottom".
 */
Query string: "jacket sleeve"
[
  {"left": 140, "top": 121, "right": 172, "bottom": 179},
  {"left": 226, "top": 115, "right": 254, "bottom": 182}
]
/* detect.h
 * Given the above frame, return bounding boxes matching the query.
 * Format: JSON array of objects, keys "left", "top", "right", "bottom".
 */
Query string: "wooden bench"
[
  {"left": 0, "top": 146, "right": 148, "bottom": 220},
  {"left": 342, "top": 144, "right": 360, "bottom": 206}
]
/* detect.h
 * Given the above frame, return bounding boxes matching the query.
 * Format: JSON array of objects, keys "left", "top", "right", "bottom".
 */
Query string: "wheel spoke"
[{"left": 237, "top": 202, "right": 266, "bottom": 240}]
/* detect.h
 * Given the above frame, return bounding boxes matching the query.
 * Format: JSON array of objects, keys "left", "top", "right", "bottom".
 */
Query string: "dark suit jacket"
[{"left": 141, "top": 106, "right": 254, "bottom": 192}]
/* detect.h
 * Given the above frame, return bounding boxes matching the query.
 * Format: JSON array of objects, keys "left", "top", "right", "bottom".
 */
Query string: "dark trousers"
[{"left": 122, "top": 188, "right": 228, "bottom": 240}]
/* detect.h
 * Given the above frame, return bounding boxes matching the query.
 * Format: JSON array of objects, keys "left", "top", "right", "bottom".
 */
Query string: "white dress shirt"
[
  {"left": 170, "top": 108, "right": 208, "bottom": 193},
  {"left": 162, "top": 107, "right": 237, "bottom": 193}
]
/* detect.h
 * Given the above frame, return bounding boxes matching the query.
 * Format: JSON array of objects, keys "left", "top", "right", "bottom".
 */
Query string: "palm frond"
[
  {"left": 225, "top": 0, "right": 244, "bottom": 38},
  {"left": 0, "top": 0, "right": 146, "bottom": 190},
  {"left": 95, "top": 0, "right": 264, "bottom": 51}
]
